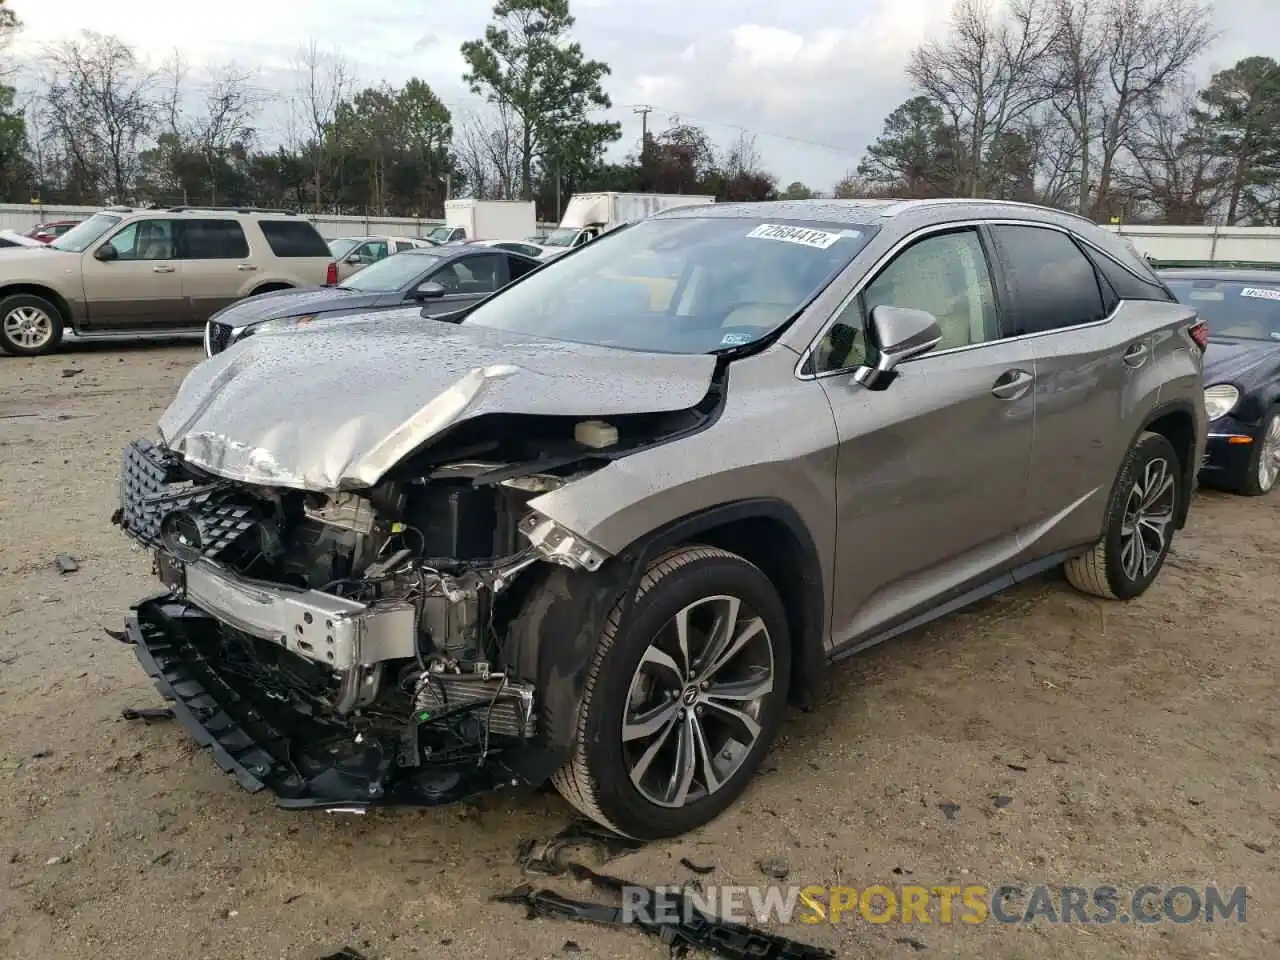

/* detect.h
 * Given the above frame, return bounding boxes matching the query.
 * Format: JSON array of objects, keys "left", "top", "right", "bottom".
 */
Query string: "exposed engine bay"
[{"left": 113, "top": 401, "right": 716, "bottom": 808}]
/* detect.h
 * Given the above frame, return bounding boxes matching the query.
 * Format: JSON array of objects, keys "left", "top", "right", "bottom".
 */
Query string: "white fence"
[
  {"left": 0, "top": 203, "right": 556, "bottom": 238},
  {"left": 1102, "top": 224, "right": 1280, "bottom": 264}
]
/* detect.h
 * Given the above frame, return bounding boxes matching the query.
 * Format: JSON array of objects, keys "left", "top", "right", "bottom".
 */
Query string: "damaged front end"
[{"left": 114, "top": 434, "right": 617, "bottom": 810}]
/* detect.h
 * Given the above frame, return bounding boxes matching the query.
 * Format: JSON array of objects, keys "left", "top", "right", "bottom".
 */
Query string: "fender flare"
[
  {"left": 503, "top": 498, "right": 828, "bottom": 787},
  {"left": 1134, "top": 398, "right": 1199, "bottom": 527}
]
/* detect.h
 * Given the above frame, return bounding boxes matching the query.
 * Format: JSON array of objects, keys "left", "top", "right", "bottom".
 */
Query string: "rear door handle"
[
  {"left": 991, "top": 368, "right": 1034, "bottom": 400},
  {"left": 152, "top": 265, "right": 175, "bottom": 273},
  {"left": 237, "top": 264, "right": 257, "bottom": 271},
  {"left": 1123, "top": 341, "right": 1150, "bottom": 367}
]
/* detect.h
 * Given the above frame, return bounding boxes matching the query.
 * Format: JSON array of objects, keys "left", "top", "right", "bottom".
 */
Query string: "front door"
[
  {"left": 180, "top": 219, "right": 253, "bottom": 324},
  {"left": 814, "top": 226, "right": 1036, "bottom": 646},
  {"left": 80, "top": 219, "right": 183, "bottom": 329}
]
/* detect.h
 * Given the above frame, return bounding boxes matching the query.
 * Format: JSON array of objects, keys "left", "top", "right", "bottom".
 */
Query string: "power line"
[{"left": 619, "top": 103, "right": 865, "bottom": 161}]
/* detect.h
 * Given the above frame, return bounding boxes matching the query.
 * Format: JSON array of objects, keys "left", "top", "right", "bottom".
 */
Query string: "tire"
[
  {"left": 0, "top": 293, "right": 64, "bottom": 356},
  {"left": 551, "top": 545, "right": 791, "bottom": 840},
  {"left": 1065, "top": 431, "right": 1181, "bottom": 600},
  {"left": 1236, "top": 409, "right": 1280, "bottom": 497}
]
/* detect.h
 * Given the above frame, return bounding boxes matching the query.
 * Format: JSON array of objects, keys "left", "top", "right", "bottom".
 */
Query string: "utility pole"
[{"left": 633, "top": 104, "right": 652, "bottom": 156}]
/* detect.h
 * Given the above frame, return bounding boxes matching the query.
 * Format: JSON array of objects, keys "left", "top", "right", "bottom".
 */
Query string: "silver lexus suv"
[{"left": 115, "top": 199, "right": 1207, "bottom": 840}]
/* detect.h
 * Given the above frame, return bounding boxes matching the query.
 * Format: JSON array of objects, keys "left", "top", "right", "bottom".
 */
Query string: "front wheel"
[
  {"left": 1065, "top": 430, "right": 1181, "bottom": 600},
  {"left": 1237, "top": 410, "right": 1280, "bottom": 497},
  {"left": 552, "top": 546, "right": 791, "bottom": 840},
  {"left": 0, "top": 294, "right": 65, "bottom": 356}
]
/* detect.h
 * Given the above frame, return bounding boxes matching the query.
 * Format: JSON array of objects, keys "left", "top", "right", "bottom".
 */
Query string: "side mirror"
[
  {"left": 853, "top": 305, "right": 942, "bottom": 389},
  {"left": 94, "top": 243, "right": 118, "bottom": 262},
  {"left": 408, "top": 281, "right": 447, "bottom": 301}
]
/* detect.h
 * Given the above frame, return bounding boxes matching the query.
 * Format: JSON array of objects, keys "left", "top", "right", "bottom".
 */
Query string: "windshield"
[
  {"left": 328, "top": 238, "right": 360, "bottom": 259},
  {"left": 50, "top": 213, "right": 121, "bottom": 252},
  {"left": 426, "top": 226, "right": 453, "bottom": 242},
  {"left": 339, "top": 252, "right": 439, "bottom": 292},
  {"left": 463, "top": 216, "right": 877, "bottom": 353},
  {"left": 1166, "top": 278, "right": 1280, "bottom": 342},
  {"left": 541, "top": 227, "right": 578, "bottom": 247}
]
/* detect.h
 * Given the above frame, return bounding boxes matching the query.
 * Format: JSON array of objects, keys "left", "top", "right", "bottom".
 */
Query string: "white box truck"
[
  {"left": 427, "top": 199, "right": 538, "bottom": 244},
  {"left": 541, "top": 192, "right": 716, "bottom": 252}
]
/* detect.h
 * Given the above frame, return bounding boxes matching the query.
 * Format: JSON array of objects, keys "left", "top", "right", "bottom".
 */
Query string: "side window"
[
  {"left": 182, "top": 220, "right": 249, "bottom": 259},
  {"left": 258, "top": 220, "right": 331, "bottom": 257},
  {"left": 988, "top": 225, "right": 1107, "bottom": 335},
  {"left": 108, "top": 220, "right": 176, "bottom": 260},
  {"left": 394, "top": 240, "right": 415, "bottom": 253},
  {"left": 431, "top": 254, "right": 505, "bottom": 294},
  {"left": 506, "top": 254, "right": 537, "bottom": 281},
  {"left": 1080, "top": 242, "right": 1176, "bottom": 304},
  {"left": 361, "top": 240, "right": 388, "bottom": 261},
  {"left": 814, "top": 228, "right": 999, "bottom": 373}
]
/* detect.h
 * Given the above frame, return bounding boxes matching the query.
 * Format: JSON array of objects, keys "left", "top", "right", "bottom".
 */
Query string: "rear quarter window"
[
  {"left": 1080, "top": 243, "right": 1176, "bottom": 303},
  {"left": 258, "top": 220, "right": 331, "bottom": 257}
]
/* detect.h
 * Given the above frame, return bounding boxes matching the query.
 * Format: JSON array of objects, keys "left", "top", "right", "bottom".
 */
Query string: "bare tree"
[
  {"left": 1043, "top": 0, "right": 1215, "bottom": 217},
  {"left": 41, "top": 32, "right": 157, "bottom": 202},
  {"left": 189, "top": 64, "right": 262, "bottom": 203},
  {"left": 291, "top": 40, "right": 353, "bottom": 211},
  {"left": 453, "top": 103, "right": 522, "bottom": 199},
  {"left": 1123, "top": 85, "right": 1229, "bottom": 223},
  {"left": 908, "top": 0, "right": 1059, "bottom": 196}
]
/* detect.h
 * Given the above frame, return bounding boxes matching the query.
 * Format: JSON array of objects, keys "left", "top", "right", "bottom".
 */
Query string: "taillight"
[
  {"left": 325, "top": 261, "right": 338, "bottom": 285},
  {"left": 1188, "top": 320, "right": 1209, "bottom": 352}
]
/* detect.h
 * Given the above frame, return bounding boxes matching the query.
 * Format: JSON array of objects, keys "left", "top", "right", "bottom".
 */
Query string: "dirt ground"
[{"left": 1, "top": 340, "right": 1277, "bottom": 960}]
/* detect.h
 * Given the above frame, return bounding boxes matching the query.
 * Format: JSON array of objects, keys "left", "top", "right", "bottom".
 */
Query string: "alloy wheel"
[
  {"left": 3, "top": 306, "right": 54, "bottom": 350},
  {"left": 1258, "top": 417, "right": 1280, "bottom": 492},
  {"left": 1120, "top": 457, "right": 1176, "bottom": 581},
  {"left": 621, "top": 594, "right": 774, "bottom": 809}
]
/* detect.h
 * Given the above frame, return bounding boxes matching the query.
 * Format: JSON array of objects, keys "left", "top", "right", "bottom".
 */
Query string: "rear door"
[
  {"left": 80, "top": 218, "right": 184, "bottom": 329},
  {"left": 178, "top": 219, "right": 253, "bottom": 324},
  {"left": 421, "top": 253, "right": 509, "bottom": 316},
  {"left": 816, "top": 225, "right": 1036, "bottom": 644},
  {"left": 985, "top": 223, "right": 1134, "bottom": 558}
]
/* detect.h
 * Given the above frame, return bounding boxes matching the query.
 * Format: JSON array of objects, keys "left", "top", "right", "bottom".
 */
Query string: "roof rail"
[
  {"left": 884, "top": 197, "right": 1098, "bottom": 226},
  {"left": 103, "top": 205, "right": 134, "bottom": 213},
  {"left": 166, "top": 205, "right": 296, "bottom": 215},
  {"left": 1151, "top": 259, "right": 1280, "bottom": 270}
]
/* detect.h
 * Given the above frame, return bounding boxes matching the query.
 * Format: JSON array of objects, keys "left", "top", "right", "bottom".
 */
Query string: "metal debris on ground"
[
  {"left": 61, "top": 367, "right": 84, "bottom": 378},
  {"left": 938, "top": 802, "right": 961, "bottom": 820},
  {"left": 518, "top": 819, "right": 645, "bottom": 876},
  {"left": 495, "top": 882, "right": 835, "bottom": 960},
  {"left": 121, "top": 706, "right": 175, "bottom": 722},
  {"left": 54, "top": 554, "right": 79, "bottom": 574},
  {"left": 316, "top": 950, "right": 368, "bottom": 960},
  {"left": 680, "top": 857, "right": 715, "bottom": 875},
  {"left": 757, "top": 857, "right": 790, "bottom": 880}
]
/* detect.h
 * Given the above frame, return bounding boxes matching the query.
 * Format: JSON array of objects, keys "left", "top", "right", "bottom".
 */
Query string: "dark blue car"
[{"left": 1162, "top": 266, "right": 1280, "bottom": 496}]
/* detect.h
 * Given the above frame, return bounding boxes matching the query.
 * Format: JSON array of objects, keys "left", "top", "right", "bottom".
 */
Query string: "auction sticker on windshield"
[
  {"left": 746, "top": 223, "right": 846, "bottom": 249},
  {"left": 1240, "top": 287, "right": 1280, "bottom": 301}
]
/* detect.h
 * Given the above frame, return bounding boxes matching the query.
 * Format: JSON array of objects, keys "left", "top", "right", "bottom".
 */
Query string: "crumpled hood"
[
  {"left": 213, "top": 285, "right": 378, "bottom": 327},
  {"left": 157, "top": 314, "right": 717, "bottom": 492}
]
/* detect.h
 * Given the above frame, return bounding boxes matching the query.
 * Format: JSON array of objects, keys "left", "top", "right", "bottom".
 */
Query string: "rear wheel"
[
  {"left": 552, "top": 546, "right": 791, "bottom": 840},
  {"left": 0, "top": 293, "right": 64, "bottom": 356},
  {"left": 1237, "top": 410, "right": 1280, "bottom": 497},
  {"left": 1065, "top": 431, "right": 1180, "bottom": 600}
]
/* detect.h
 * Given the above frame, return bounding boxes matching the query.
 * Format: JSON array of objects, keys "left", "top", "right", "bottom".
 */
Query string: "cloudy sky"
[{"left": 8, "top": 0, "right": 1277, "bottom": 192}]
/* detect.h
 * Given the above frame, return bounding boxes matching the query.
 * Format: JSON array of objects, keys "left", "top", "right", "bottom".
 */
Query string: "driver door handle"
[
  {"left": 152, "top": 265, "right": 175, "bottom": 273},
  {"left": 237, "top": 264, "right": 258, "bottom": 271},
  {"left": 991, "top": 368, "right": 1034, "bottom": 400},
  {"left": 1123, "top": 340, "right": 1150, "bottom": 367}
]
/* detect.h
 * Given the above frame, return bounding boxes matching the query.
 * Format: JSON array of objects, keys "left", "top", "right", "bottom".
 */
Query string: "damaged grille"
[
  {"left": 207, "top": 321, "right": 233, "bottom": 355},
  {"left": 117, "top": 438, "right": 259, "bottom": 557}
]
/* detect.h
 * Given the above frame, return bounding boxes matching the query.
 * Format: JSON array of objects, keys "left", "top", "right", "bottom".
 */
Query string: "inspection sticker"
[
  {"left": 720, "top": 332, "right": 753, "bottom": 345},
  {"left": 746, "top": 223, "right": 844, "bottom": 249},
  {"left": 1240, "top": 286, "right": 1280, "bottom": 301}
]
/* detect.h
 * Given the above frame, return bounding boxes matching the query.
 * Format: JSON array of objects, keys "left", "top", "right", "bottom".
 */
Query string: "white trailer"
[
  {"left": 427, "top": 199, "right": 538, "bottom": 244},
  {"left": 541, "top": 192, "right": 716, "bottom": 251}
]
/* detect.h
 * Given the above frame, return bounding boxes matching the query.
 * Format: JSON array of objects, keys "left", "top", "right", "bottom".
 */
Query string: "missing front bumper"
[{"left": 126, "top": 596, "right": 520, "bottom": 810}]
